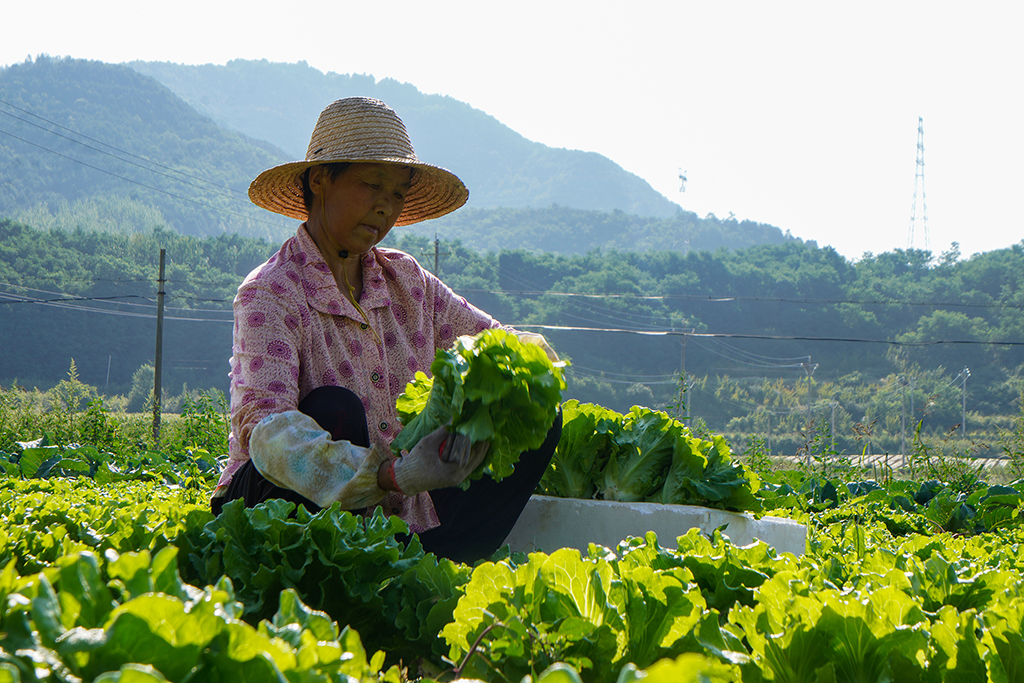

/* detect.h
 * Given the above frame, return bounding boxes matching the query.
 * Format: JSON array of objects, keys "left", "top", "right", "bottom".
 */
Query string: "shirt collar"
[{"left": 295, "top": 225, "right": 391, "bottom": 319}]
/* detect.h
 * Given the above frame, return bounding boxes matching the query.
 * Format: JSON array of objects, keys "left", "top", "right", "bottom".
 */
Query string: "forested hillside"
[
  {"left": 128, "top": 59, "right": 681, "bottom": 217},
  {"left": 3, "top": 219, "right": 1022, "bottom": 457},
  {"left": 0, "top": 219, "right": 275, "bottom": 401},
  {"left": 0, "top": 56, "right": 293, "bottom": 239},
  {"left": 411, "top": 205, "right": 797, "bottom": 254},
  {"left": 2, "top": 56, "right": 791, "bottom": 255}
]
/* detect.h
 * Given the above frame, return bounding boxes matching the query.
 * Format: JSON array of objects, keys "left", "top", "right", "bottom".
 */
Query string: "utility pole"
[
  {"left": 801, "top": 359, "right": 817, "bottom": 466},
  {"left": 909, "top": 376, "right": 915, "bottom": 425},
  {"left": 428, "top": 233, "right": 451, "bottom": 277},
  {"left": 678, "top": 170, "right": 690, "bottom": 256},
  {"left": 830, "top": 400, "right": 837, "bottom": 455},
  {"left": 676, "top": 331, "right": 696, "bottom": 421},
  {"left": 908, "top": 116, "right": 929, "bottom": 251},
  {"left": 899, "top": 376, "right": 907, "bottom": 467},
  {"left": 676, "top": 333, "right": 687, "bottom": 419},
  {"left": 152, "top": 249, "right": 166, "bottom": 446},
  {"left": 959, "top": 367, "right": 971, "bottom": 437}
]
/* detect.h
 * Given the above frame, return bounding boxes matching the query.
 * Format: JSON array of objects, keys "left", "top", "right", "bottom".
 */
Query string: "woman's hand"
[
  {"left": 383, "top": 425, "right": 489, "bottom": 495},
  {"left": 516, "top": 331, "right": 560, "bottom": 362}
]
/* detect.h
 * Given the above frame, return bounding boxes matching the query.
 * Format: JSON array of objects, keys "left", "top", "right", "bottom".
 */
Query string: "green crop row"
[{"left": 2, "top": 473, "right": 1024, "bottom": 682}]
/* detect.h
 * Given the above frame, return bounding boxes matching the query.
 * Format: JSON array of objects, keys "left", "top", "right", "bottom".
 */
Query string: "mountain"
[
  {"left": 0, "top": 56, "right": 293, "bottom": 239},
  {"left": 395, "top": 205, "right": 798, "bottom": 255},
  {"left": 128, "top": 59, "right": 682, "bottom": 218},
  {"left": 1, "top": 56, "right": 793, "bottom": 253}
]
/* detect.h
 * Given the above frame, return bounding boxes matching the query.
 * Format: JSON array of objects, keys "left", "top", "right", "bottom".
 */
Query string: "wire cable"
[
  {"left": 463, "top": 287, "right": 1024, "bottom": 311},
  {"left": 0, "top": 108, "right": 244, "bottom": 200},
  {"left": 0, "top": 97, "right": 246, "bottom": 196},
  {"left": 511, "top": 323, "right": 1024, "bottom": 346},
  {"left": 0, "top": 127, "right": 283, "bottom": 227}
]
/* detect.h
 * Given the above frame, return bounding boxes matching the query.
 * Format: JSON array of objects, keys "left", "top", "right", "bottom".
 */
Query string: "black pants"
[{"left": 214, "top": 386, "right": 562, "bottom": 564}]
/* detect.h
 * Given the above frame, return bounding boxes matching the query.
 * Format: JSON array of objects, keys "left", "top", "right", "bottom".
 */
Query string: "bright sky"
[{"left": 2, "top": 1, "right": 1022, "bottom": 261}]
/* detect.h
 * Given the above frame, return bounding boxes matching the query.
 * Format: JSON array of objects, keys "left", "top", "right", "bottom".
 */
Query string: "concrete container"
[{"left": 503, "top": 495, "right": 807, "bottom": 557}]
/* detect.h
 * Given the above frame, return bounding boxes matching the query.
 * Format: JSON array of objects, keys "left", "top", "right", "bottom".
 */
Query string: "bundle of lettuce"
[
  {"left": 391, "top": 328, "right": 567, "bottom": 484},
  {"left": 540, "top": 401, "right": 762, "bottom": 513}
]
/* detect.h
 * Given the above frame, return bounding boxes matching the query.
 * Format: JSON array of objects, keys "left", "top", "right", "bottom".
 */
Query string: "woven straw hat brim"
[
  {"left": 247, "top": 97, "right": 468, "bottom": 226},
  {"left": 248, "top": 158, "right": 468, "bottom": 226}
]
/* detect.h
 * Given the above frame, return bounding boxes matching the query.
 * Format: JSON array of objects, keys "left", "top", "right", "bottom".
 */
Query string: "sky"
[{"left": 2, "top": 0, "right": 1022, "bottom": 261}]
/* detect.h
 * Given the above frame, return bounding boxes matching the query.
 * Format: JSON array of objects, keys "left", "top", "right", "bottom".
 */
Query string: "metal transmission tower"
[{"left": 908, "top": 116, "right": 929, "bottom": 251}]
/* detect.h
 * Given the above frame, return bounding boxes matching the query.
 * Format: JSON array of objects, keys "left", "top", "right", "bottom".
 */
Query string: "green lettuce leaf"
[
  {"left": 540, "top": 400, "right": 621, "bottom": 499},
  {"left": 392, "top": 329, "right": 567, "bottom": 483},
  {"left": 601, "top": 406, "right": 682, "bottom": 502}
]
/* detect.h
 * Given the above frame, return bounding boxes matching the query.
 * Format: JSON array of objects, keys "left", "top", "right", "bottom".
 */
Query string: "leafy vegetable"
[
  {"left": 0, "top": 549, "right": 389, "bottom": 683},
  {"left": 392, "top": 328, "right": 567, "bottom": 483},
  {"left": 659, "top": 434, "right": 763, "bottom": 513},
  {"left": 542, "top": 403, "right": 762, "bottom": 512},
  {"left": 540, "top": 400, "right": 621, "bottom": 499},
  {"left": 181, "top": 498, "right": 470, "bottom": 663},
  {"left": 601, "top": 406, "right": 682, "bottom": 502}
]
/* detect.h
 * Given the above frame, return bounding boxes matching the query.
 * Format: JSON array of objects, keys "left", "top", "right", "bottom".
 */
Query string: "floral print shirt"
[{"left": 221, "top": 224, "right": 501, "bottom": 531}]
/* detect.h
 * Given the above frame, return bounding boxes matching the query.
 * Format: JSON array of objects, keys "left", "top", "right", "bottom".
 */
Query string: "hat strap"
[{"left": 321, "top": 197, "right": 381, "bottom": 345}]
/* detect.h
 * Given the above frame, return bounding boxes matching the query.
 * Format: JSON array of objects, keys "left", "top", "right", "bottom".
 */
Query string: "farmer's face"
[{"left": 310, "top": 163, "right": 412, "bottom": 254}]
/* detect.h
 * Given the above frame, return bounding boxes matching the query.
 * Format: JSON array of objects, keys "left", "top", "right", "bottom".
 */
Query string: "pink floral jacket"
[{"left": 221, "top": 225, "right": 501, "bottom": 531}]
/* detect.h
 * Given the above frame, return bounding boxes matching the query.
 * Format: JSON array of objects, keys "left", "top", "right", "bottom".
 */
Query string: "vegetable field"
[{"left": 3, "top": 380, "right": 1024, "bottom": 681}]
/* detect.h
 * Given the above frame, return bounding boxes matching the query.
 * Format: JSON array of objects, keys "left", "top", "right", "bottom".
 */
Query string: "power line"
[
  {"left": 4, "top": 272, "right": 1020, "bottom": 313},
  {"left": 704, "top": 337, "right": 811, "bottom": 363},
  {"left": 0, "top": 281, "right": 232, "bottom": 309},
  {"left": 567, "top": 368, "right": 679, "bottom": 386},
  {"left": 0, "top": 97, "right": 247, "bottom": 196},
  {"left": 0, "top": 107, "right": 243, "bottom": 200},
  {"left": 568, "top": 363, "right": 679, "bottom": 381},
  {"left": 689, "top": 337, "right": 809, "bottom": 369},
  {"left": 0, "top": 291, "right": 232, "bottom": 323},
  {"left": 512, "top": 323, "right": 1024, "bottom": 347},
  {"left": 471, "top": 288, "right": 1024, "bottom": 311},
  {"left": 0, "top": 127, "right": 282, "bottom": 228}
]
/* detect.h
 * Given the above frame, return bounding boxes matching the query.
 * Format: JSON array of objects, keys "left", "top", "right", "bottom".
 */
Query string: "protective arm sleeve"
[{"left": 248, "top": 411, "right": 391, "bottom": 510}]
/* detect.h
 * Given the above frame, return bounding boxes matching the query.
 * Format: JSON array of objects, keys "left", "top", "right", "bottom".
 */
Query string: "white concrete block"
[{"left": 504, "top": 495, "right": 807, "bottom": 557}]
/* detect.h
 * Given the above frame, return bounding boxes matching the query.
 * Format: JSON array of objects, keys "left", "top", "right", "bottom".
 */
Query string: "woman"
[{"left": 212, "top": 97, "right": 561, "bottom": 563}]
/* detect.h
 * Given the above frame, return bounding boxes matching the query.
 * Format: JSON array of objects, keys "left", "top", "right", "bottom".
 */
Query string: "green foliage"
[
  {"left": 0, "top": 219, "right": 278, "bottom": 397},
  {"left": 0, "top": 549, "right": 388, "bottom": 682},
  {"left": 602, "top": 406, "right": 683, "bottom": 502},
  {"left": 182, "top": 499, "right": 470, "bottom": 666},
  {"left": 130, "top": 59, "right": 683, "bottom": 219},
  {"left": 4, "top": 219, "right": 1024, "bottom": 462},
  {"left": 393, "top": 329, "right": 567, "bottom": 483},
  {"left": 0, "top": 381, "right": 225, "bottom": 490},
  {"left": 175, "top": 389, "right": 228, "bottom": 454},
  {"left": 998, "top": 392, "right": 1024, "bottom": 480},
  {"left": 0, "top": 56, "right": 293, "bottom": 240},
  {"left": 906, "top": 420, "right": 989, "bottom": 496},
  {"left": 542, "top": 403, "right": 762, "bottom": 513},
  {"left": 759, "top": 467, "right": 1024, "bottom": 538},
  {"left": 4, "top": 421, "right": 1024, "bottom": 680},
  {"left": 540, "top": 400, "right": 620, "bottom": 499},
  {"left": 0, "top": 478, "right": 211, "bottom": 576}
]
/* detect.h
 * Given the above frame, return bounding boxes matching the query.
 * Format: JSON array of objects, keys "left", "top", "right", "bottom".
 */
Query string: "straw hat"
[{"left": 248, "top": 97, "right": 468, "bottom": 226}]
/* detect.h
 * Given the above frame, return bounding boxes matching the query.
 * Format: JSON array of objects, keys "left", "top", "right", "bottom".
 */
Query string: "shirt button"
[
  {"left": 391, "top": 507, "right": 401, "bottom": 514},
  {"left": 371, "top": 371, "right": 381, "bottom": 382},
  {"left": 360, "top": 323, "right": 369, "bottom": 330},
  {"left": 379, "top": 421, "right": 388, "bottom": 431}
]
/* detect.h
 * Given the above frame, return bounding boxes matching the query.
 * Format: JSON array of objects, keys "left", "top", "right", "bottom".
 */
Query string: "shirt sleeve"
[
  {"left": 249, "top": 411, "right": 390, "bottom": 510},
  {"left": 227, "top": 273, "right": 304, "bottom": 472}
]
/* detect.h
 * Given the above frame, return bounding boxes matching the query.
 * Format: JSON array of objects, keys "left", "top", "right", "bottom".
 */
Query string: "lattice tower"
[{"left": 908, "top": 116, "right": 929, "bottom": 251}]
